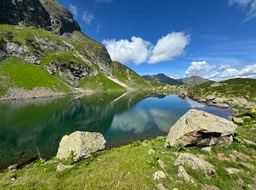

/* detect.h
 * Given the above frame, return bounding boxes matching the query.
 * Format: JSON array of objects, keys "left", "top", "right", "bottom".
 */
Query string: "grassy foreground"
[{"left": 0, "top": 110, "right": 255, "bottom": 190}]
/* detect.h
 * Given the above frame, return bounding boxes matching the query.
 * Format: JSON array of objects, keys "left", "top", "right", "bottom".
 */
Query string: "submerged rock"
[
  {"left": 165, "top": 109, "right": 237, "bottom": 148},
  {"left": 56, "top": 131, "right": 106, "bottom": 162}
]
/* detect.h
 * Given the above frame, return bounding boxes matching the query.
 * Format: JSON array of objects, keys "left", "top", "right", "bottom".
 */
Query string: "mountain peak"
[{"left": 0, "top": 0, "right": 80, "bottom": 35}]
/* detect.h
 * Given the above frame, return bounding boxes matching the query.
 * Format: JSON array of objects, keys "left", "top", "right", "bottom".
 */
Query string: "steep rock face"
[
  {"left": 0, "top": 0, "right": 80, "bottom": 35},
  {"left": 39, "top": 0, "right": 81, "bottom": 34}
]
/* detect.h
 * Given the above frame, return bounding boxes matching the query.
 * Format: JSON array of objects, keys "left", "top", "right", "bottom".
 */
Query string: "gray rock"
[
  {"left": 8, "top": 164, "right": 18, "bottom": 171},
  {"left": 56, "top": 131, "right": 106, "bottom": 162},
  {"left": 156, "top": 183, "right": 169, "bottom": 190},
  {"left": 174, "top": 153, "right": 216, "bottom": 175},
  {"left": 202, "top": 147, "right": 212, "bottom": 153},
  {"left": 206, "top": 95, "right": 216, "bottom": 101},
  {"left": 165, "top": 109, "right": 237, "bottom": 148},
  {"left": 178, "top": 166, "right": 196, "bottom": 183},
  {"left": 226, "top": 167, "right": 241, "bottom": 174},
  {"left": 153, "top": 171, "right": 166, "bottom": 180},
  {"left": 158, "top": 159, "right": 165, "bottom": 169},
  {"left": 232, "top": 117, "right": 244, "bottom": 125}
]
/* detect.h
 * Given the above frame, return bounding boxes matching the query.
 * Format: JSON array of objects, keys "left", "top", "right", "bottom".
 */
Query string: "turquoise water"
[{"left": 0, "top": 93, "right": 232, "bottom": 169}]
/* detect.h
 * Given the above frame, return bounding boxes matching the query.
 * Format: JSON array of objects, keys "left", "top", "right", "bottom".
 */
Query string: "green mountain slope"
[
  {"left": 188, "top": 78, "right": 256, "bottom": 102},
  {"left": 112, "top": 61, "right": 156, "bottom": 89}
]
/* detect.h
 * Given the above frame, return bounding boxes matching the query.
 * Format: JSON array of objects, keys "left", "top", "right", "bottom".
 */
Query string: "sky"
[{"left": 58, "top": 0, "right": 256, "bottom": 81}]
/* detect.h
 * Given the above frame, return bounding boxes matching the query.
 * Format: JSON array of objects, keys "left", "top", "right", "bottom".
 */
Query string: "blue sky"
[{"left": 58, "top": 0, "right": 256, "bottom": 81}]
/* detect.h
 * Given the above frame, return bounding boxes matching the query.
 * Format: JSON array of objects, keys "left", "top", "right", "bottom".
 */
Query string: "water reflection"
[{"left": 0, "top": 93, "right": 231, "bottom": 170}]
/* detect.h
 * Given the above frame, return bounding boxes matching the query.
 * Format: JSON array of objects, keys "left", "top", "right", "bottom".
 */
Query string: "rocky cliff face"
[{"left": 0, "top": 0, "right": 80, "bottom": 35}]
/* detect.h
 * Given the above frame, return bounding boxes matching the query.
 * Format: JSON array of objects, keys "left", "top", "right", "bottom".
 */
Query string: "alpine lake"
[{"left": 0, "top": 92, "right": 232, "bottom": 170}]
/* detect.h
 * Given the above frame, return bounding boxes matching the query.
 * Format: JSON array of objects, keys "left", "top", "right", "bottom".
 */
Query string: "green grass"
[
  {"left": 0, "top": 57, "right": 72, "bottom": 93},
  {"left": 0, "top": 133, "right": 255, "bottom": 190},
  {"left": 80, "top": 73, "right": 125, "bottom": 92},
  {"left": 41, "top": 51, "right": 84, "bottom": 66},
  {"left": 188, "top": 78, "right": 256, "bottom": 102},
  {"left": 112, "top": 61, "right": 155, "bottom": 89}
]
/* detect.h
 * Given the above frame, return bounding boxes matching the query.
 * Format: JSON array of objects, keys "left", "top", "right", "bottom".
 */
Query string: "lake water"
[{"left": 0, "top": 92, "right": 232, "bottom": 170}]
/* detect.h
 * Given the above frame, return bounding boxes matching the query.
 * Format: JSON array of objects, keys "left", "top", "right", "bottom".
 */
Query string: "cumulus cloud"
[
  {"left": 229, "top": 0, "right": 256, "bottom": 20},
  {"left": 149, "top": 32, "right": 190, "bottom": 63},
  {"left": 185, "top": 61, "right": 216, "bottom": 76},
  {"left": 69, "top": 4, "right": 78, "bottom": 18},
  {"left": 102, "top": 37, "right": 152, "bottom": 65},
  {"left": 82, "top": 11, "right": 94, "bottom": 25},
  {"left": 186, "top": 61, "right": 256, "bottom": 81},
  {"left": 103, "top": 32, "right": 189, "bottom": 65}
]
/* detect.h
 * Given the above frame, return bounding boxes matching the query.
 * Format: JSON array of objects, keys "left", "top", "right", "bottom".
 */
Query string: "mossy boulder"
[{"left": 56, "top": 131, "right": 106, "bottom": 162}]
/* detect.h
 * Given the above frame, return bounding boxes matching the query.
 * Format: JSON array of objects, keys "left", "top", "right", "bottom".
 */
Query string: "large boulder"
[
  {"left": 56, "top": 131, "right": 106, "bottom": 162},
  {"left": 165, "top": 109, "right": 237, "bottom": 147}
]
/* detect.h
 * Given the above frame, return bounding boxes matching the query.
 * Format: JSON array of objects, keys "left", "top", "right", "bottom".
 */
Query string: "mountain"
[
  {"left": 176, "top": 76, "right": 210, "bottom": 87},
  {"left": 0, "top": 0, "right": 152, "bottom": 100},
  {"left": 143, "top": 73, "right": 209, "bottom": 87},
  {"left": 143, "top": 73, "right": 181, "bottom": 85}
]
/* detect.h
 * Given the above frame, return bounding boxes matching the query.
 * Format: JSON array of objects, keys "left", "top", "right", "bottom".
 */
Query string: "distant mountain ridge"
[{"left": 143, "top": 73, "right": 210, "bottom": 87}]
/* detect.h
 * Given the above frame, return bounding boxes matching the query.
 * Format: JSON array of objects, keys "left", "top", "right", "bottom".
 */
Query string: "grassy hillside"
[
  {"left": 0, "top": 57, "right": 72, "bottom": 96},
  {"left": 188, "top": 78, "right": 256, "bottom": 102},
  {"left": 80, "top": 73, "right": 125, "bottom": 92},
  {"left": 112, "top": 61, "right": 156, "bottom": 89}
]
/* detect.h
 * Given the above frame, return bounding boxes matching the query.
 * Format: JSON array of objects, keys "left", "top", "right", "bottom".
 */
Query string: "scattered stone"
[
  {"left": 148, "top": 149, "right": 156, "bottom": 155},
  {"left": 10, "top": 175, "right": 16, "bottom": 182},
  {"left": 56, "top": 163, "right": 73, "bottom": 172},
  {"left": 202, "top": 185, "right": 219, "bottom": 190},
  {"left": 158, "top": 159, "right": 165, "bottom": 169},
  {"left": 212, "top": 103, "right": 229, "bottom": 108},
  {"left": 174, "top": 153, "right": 216, "bottom": 176},
  {"left": 165, "top": 109, "right": 237, "bottom": 148},
  {"left": 237, "top": 178, "right": 244, "bottom": 186},
  {"left": 8, "top": 164, "right": 18, "bottom": 171},
  {"left": 229, "top": 154, "right": 237, "bottom": 162},
  {"left": 156, "top": 183, "right": 169, "bottom": 190},
  {"left": 178, "top": 91, "right": 188, "bottom": 99},
  {"left": 243, "top": 139, "right": 256, "bottom": 145},
  {"left": 153, "top": 171, "right": 166, "bottom": 180},
  {"left": 206, "top": 95, "right": 216, "bottom": 101},
  {"left": 226, "top": 167, "right": 241, "bottom": 174},
  {"left": 56, "top": 131, "right": 106, "bottom": 162},
  {"left": 231, "top": 150, "right": 251, "bottom": 161},
  {"left": 202, "top": 147, "right": 212, "bottom": 153},
  {"left": 232, "top": 117, "right": 244, "bottom": 125},
  {"left": 216, "top": 153, "right": 230, "bottom": 161},
  {"left": 248, "top": 184, "right": 256, "bottom": 190},
  {"left": 178, "top": 166, "right": 196, "bottom": 184},
  {"left": 241, "top": 162, "right": 254, "bottom": 169}
]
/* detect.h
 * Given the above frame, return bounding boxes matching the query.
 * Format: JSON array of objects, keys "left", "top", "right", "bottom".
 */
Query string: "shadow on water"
[{"left": 0, "top": 92, "right": 232, "bottom": 170}]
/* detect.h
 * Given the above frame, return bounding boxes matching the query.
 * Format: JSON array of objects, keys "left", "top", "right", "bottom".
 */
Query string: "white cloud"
[
  {"left": 102, "top": 37, "right": 152, "bottom": 65},
  {"left": 184, "top": 61, "right": 256, "bottom": 81},
  {"left": 185, "top": 61, "right": 216, "bottom": 76},
  {"left": 229, "top": 0, "right": 256, "bottom": 20},
  {"left": 229, "top": 0, "right": 252, "bottom": 7},
  {"left": 102, "top": 32, "right": 189, "bottom": 65},
  {"left": 149, "top": 32, "right": 190, "bottom": 63},
  {"left": 82, "top": 11, "right": 94, "bottom": 25},
  {"left": 69, "top": 4, "right": 78, "bottom": 18}
]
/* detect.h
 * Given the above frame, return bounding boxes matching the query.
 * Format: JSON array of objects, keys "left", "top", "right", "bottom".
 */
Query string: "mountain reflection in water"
[{"left": 0, "top": 92, "right": 231, "bottom": 170}]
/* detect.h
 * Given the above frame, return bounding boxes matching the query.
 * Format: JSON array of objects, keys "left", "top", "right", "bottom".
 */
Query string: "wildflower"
[{"left": 252, "top": 108, "right": 256, "bottom": 114}]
